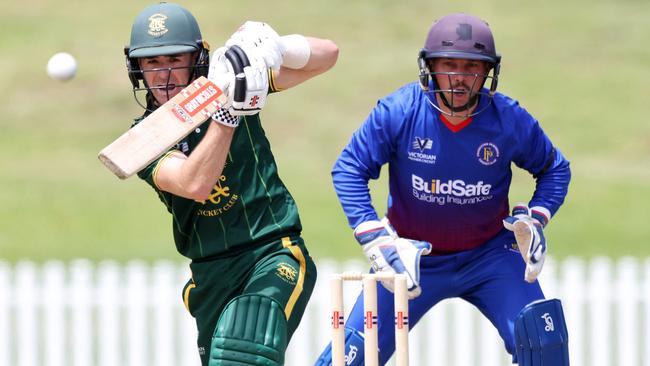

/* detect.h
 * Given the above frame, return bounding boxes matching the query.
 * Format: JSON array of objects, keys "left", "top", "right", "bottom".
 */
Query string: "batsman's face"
[
  {"left": 139, "top": 53, "right": 194, "bottom": 104},
  {"left": 431, "top": 58, "right": 488, "bottom": 108}
]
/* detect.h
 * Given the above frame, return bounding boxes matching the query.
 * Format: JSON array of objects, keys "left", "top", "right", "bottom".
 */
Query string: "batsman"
[
  {"left": 122, "top": 2, "right": 338, "bottom": 365},
  {"left": 315, "top": 13, "right": 571, "bottom": 366}
]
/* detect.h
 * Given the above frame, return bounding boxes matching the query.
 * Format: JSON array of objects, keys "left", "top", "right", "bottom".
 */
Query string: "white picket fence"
[{"left": 1, "top": 257, "right": 649, "bottom": 366}]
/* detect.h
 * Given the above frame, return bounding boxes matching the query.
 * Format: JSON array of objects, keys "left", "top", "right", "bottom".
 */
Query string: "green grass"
[{"left": 1, "top": 0, "right": 649, "bottom": 263}]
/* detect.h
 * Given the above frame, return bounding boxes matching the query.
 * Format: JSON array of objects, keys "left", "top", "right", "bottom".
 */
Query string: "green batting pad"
[{"left": 208, "top": 294, "right": 287, "bottom": 366}]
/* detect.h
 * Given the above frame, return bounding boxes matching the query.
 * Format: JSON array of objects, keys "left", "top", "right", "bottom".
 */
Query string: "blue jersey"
[{"left": 332, "top": 82, "right": 570, "bottom": 253}]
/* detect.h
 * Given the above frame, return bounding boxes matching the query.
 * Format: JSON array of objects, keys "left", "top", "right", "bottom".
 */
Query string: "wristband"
[
  {"left": 530, "top": 206, "right": 551, "bottom": 227},
  {"left": 279, "top": 34, "right": 310, "bottom": 69},
  {"left": 211, "top": 108, "right": 240, "bottom": 128}
]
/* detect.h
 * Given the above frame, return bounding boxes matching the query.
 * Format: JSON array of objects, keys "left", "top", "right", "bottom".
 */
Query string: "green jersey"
[{"left": 136, "top": 113, "right": 302, "bottom": 260}]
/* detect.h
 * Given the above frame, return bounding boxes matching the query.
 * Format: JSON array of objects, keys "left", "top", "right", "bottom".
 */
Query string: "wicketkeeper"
[
  {"left": 123, "top": 3, "right": 339, "bottom": 365},
  {"left": 315, "top": 13, "right": 571, "bottom": 366}
]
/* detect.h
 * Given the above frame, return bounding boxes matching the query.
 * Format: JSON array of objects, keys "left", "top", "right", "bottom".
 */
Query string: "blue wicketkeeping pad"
[{"left": 514, "top": 298, "right": 570, "bottom": 366}]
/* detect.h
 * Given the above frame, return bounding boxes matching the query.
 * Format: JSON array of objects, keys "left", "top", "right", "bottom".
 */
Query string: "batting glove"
[
  {"left": 226, "top": 21, "right": 285, "bottom": 70},
  {"left": 354, "top": 218, "right": 432, "bottom": 299},
  {"left": 206, "top": 47, "right": 234, "bottom": 106},
  {"left": 206, "top": 47, "right": 240, "bottom": 127},
  {"left": 503, "top": 203, "right": 548, "bottom": 283},
  {"left": 209, "top": 45, "right": 269, "bottom": 116}
]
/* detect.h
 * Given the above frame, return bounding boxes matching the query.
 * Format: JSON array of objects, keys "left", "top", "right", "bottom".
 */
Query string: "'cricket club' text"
[{"left": 411, "top": 174, "right": 493, "bottom": 206}]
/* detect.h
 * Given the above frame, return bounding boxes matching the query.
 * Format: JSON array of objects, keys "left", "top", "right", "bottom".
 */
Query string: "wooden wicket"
[{"left": 330, "top": 272, "right": 409, "bottom": 366}]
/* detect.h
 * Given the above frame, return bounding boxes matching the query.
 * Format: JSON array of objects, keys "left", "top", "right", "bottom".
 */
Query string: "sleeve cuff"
[{"left": 530, "top": 206, "right": 551, "bottom": 226}]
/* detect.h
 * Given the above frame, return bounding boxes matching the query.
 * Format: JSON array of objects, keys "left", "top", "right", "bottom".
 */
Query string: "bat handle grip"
[
  {"left": 225, "top": 45, "right": 250, "bottom": 104},
  {"left": 233, "top": 73, "right": 246, "bottom": 103}
]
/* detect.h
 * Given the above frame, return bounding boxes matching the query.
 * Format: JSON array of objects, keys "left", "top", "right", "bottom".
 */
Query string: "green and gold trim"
[
  {"left": 281, "top": 237, "right": 306, "bottom": 319},
  {"left": 268, "top": 68, "right": 283, "bottom": 92}
]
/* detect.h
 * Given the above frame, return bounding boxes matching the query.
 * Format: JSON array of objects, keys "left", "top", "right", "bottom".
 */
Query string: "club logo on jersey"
[
  {"left": 411, "top": 174, "right": 493, "bottom": 206},
  {"left": 476, "top": 142, "right": 500, "bottom": 165},
  {"left": 196, "top": 174, "right": 239, "bottom": 216},
  {"left": 147, "top": 14, "right": 169, "bottom": 38},
  {"left": 276, "top": 262, "right": 297, "bottom": 284},
  {"left": 408, "top": 137, "right": 437, "bottom": 164}
]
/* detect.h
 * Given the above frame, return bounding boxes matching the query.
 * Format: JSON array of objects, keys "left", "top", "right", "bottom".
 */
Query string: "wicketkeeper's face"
[
  {"left": 138, "top": 52, "right": 195, "bottom": 104},
  {"left": 430, "top": 58, "right": 489, "bottom": 109}
]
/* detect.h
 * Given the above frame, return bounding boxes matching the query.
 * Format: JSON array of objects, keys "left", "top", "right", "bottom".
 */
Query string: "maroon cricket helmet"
[
  {"left": 420, "top": 13, "right": 500, "bottom": 64},
  {"left": 417, "top": 13, "right": 502, "bottom": 117}
]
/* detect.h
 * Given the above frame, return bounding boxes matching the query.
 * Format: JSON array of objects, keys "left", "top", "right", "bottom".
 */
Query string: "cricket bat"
[{"left": 98, "top": 76, "right": 227, "bottom": 179}]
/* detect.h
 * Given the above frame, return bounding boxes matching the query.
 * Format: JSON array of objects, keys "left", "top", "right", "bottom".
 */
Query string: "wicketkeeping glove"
[
  {"left": 226, "top": 21, "right": 285, "bottom": 70},
  {"left": 503, "top": 203, "right": 548, "bottom": 283},
  {"left": 354, "top": 218, "right": 432, "bottom": 299}
]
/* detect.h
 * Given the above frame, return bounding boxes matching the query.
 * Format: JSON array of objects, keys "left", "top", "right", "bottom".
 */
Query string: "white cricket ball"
[{"left": 46, "top": 52, "right": 77, "bottom": 81}]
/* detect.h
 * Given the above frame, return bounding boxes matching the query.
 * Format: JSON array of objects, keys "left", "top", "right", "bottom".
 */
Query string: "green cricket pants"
[{"left": 182, "top": 236, "right": 317, "bottom": 365}]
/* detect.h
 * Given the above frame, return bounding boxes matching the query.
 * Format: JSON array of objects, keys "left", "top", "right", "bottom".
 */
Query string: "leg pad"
[
  {"left": 515, "top": 298, "right": 570, "bottom": 366},
  {"left": 209, "top": 294, "right": 287, "bottom": 366}
]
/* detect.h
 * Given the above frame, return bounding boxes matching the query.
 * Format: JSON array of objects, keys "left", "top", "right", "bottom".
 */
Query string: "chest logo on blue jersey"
[
  {"left": 411, "top": 174, "right": 494, "bottom": 206},
  {"left": 413, "top": 137, "right": 433, "bottom": 151},
  {"left": 476, "top": 142, "right": 500, "bottom": 165},
  {"left": 408, "top": 136, "right": 437, "bottom": 164}
]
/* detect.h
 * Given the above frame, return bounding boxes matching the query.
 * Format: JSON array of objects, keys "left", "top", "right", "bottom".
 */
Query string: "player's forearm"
[
  {"left": 331, "top": 119, "right": 392, "bottom": 228},
  {"left": 179, "top": 122, "right": 234, "bottom": 199},
  {"left": 300, "top": 37, "right": 339, "bottom": 72},
  {"left": 529, "top": 149, "right": 571, "bottom": 220},
  {"left": 273, "top": 37, "right": 339, "bottom": 90},
  {"left": 156, "top": 122, "right": 234, "bottom": 200},
  {"left": 332, "top": 163, "right": 380, "bottom": 229}
]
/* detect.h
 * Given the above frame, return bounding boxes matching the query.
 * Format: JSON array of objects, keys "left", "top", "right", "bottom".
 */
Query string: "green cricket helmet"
[{"left": 125, "top": 2, "right": 210, "bottom": 109}]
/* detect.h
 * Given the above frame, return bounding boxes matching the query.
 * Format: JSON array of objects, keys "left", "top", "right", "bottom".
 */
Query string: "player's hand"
[
  {"left": 503, "top": 203, "right": 547, "bottom": 283},
  {"left": 226, "top": 21, "right": 285, "bottom": 70},
  {"left": 210, "top": 45, "right": 269, "bottom": 116},
  {"left": 207, "top": 47, "right": 234, "bottom": 110},
  {"left": 231, "top": 44, "right": 269, "bottom": 115},
  {"left": 354, "top": 218, "right": 432, "bottom": 299}
]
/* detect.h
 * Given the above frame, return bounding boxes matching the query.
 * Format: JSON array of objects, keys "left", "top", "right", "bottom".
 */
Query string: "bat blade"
[{"left": 98, "top": 76, "right": 227, "bottom": 179}]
